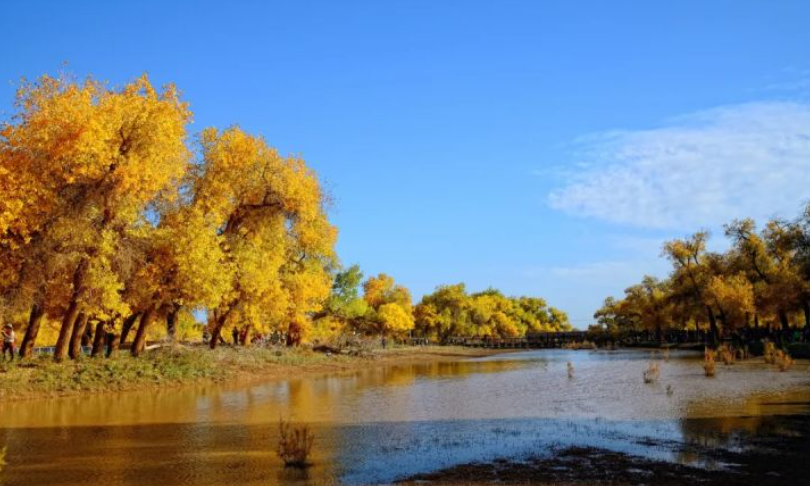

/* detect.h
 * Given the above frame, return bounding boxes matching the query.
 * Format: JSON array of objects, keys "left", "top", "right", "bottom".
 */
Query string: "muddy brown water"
[{"left": 1, "top": 349, "right": 809, "bottom": 485}]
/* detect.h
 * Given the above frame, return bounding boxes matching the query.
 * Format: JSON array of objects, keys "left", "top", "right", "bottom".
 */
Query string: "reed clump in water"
[
  {"left": 562, "top": 340, "right": 597, "bottom": 350},
  {"left": 0, "top": 445, "right": 6, "bottom": 474},
  {"left": 703, "top": 348, "right": 717, "bottom": 377},
  {"left": 567, "top": 362, "right": 574, "bottom": 379},
  {"left": 763, "top": 341, "right": 777, "bottom": 364},
  {"left": 277, "top": 418, "right": 314, "bottom": 468},
  {"left": 774, "top": 349, "right": 794, "bottom": 372},
  {"left": 718, "top": 344, "right": 736, "bottom": 365},
  {"left": 643, "top": 362, "right": 660, "bottom": 384}
]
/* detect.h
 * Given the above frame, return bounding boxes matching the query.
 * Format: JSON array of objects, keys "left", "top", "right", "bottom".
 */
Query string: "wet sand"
[{"left": 401, "top": 412, "right": 810, "bottom": 485}]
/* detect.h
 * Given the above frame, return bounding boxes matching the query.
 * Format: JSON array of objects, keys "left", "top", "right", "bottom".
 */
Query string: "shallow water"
[{"left": 1, "top": 349, "right": 809, "bottom": 485}]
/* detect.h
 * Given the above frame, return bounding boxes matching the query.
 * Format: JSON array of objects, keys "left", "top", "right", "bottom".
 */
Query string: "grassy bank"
[{"left": 0, "top": 345, "right": 498, "bottom": 400}]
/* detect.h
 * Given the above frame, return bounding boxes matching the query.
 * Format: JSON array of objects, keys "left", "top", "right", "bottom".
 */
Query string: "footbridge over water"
[
  {"left": 447, "top": 330, "right": 715, "bottom": 349},
  {"left": 447, "top": 332, "right": 591, "bottom": 349}
]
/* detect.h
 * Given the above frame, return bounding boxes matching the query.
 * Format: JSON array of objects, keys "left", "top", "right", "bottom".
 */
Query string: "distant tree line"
[
  {"left": 593, "top": 204, "right": 810, "bottom": 343},
  {"left": 313, "top": 268, "right": 571, "bottom": 343}
]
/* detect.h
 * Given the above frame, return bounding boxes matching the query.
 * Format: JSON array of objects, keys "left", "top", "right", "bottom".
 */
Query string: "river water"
[{"left": 1, "top": 349, "right": 809, "bottom": 485}]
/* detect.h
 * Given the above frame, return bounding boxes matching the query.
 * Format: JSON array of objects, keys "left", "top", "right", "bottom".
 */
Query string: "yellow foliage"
[
  {"left": 706, "top": 274, "right": 755, "bottom": 331},
  {"left": 193, "top": 127, "right": 337, "bottom": 338},
  {"left": 377, "top": 303, "right": 415, "bottom": 335},
  {"left": 363, "top": 273, "right": 412, "bottom": 311}
]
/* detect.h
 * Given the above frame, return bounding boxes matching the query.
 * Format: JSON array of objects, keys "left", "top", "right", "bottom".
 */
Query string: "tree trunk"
[
  {"left": 239, "top": 325, "right": 251, "bottom": 346},
  {"left": 209, "top": 308, "right": 231, "bottom": 350},
  {"left": 130, "top": 308, "right": 156, "bottom": 357},
  {"left": 166, "top": 308, "right": 179, "bottom": 343},
  {"left": 706, "top": 306, "right": 719, "bottom": 345},
  {"left": 803, "top": 301, "right": 810, "bottom": 331},
  {"left": 91, "top": 321, "right": 106, "bottom": 357},
  {"left": 106, "top": 331, "right": 120, "bottom": 358},
  {"left": 778, "top": 309, "right": 790, "bottom": 332},
  {"left": 55, "top": 260, "right": 88, "bottom": 362},
  {"left": 287, "top": 321, "right": 302, "bottom": 347},
  {"left": 19, "top": 303, "right": 44, "bottom": 359},
  {"left": 717, "top": 309, "right": 728, "bottom": 339},
  {"left": 54, "top": 300, "right": 81, "bottom": 363},
  {"left": 81, "top": 320, "right": 94, "bottom": 347},
  {"left": 119, "top": 313, "right": 141, "bottom": 346},
  {"left": 68, "top": 312, "right": 88, "bottom": 360}
]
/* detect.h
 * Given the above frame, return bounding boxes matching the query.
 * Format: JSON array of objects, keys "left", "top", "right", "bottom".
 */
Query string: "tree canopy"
[
  {"left": 0, "top": 72, "right": 567, "bottom": 360},
  {"left": 594, "top": 206, "right": 810, "bottom": 340}
]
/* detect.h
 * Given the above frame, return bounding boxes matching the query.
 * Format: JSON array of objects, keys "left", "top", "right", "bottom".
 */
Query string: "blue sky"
[{"left": 3, "top": 1, "right": 810, "bottom": 328}]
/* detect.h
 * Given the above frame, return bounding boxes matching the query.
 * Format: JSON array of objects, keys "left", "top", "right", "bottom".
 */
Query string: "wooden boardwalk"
[
  {"left": 447, "top": 332, "right": 591, "bottom": 349},
  {"left": 446, "top": 330, "right": 714, "bottom": 349}
]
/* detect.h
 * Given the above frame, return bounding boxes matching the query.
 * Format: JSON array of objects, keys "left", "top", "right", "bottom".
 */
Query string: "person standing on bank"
[{"left": 2, "top": 323, "right": 15, "bottom": 361}]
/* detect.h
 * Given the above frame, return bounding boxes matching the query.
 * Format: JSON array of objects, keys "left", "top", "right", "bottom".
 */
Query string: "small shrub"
[
  {"left": 562, "top": 340, "right": 596, "bottom": 350},
  {"left": 703, "top": 348, "right": 717, "bottom": 377},
  {"left": 566, "top": 362, "right": 574, "bottom": 379},
  {"left": 718, "top": 344, "right": 736, "bottom": 365},
  {"left": 277, "top": 418, "right": 314, "bottom": 468},
  {"left": 643, "top": 362, "right": 660, "bottom": 384},
  {"left": 774, "top": 349, "right": 794, "bottom": 372},
  {"left": 763, "top": 341, "right": 777, "bottom": 364}
]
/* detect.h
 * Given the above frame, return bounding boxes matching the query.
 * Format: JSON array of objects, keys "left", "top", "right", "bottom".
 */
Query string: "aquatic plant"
[
  {"left": 277, "top": 418, "right": 314, "bottom": 468},
  {"left": 718, "top": 344, "right": 736, "bottom": 365},
  {"left": 643, "top": 362, "right": 660, "bottom": 384},
  {"left": 703, "top": 348, "right": 717, "bottom": 377},
  {"left": 774, "top": 349, "right": 794, "bottom": 372},
  {"left": 666, "top": 384, "right": 674, "bottom": 396},
  {"left": 567, "top": 362, "right": 574, "bottom": 379},
  {"left": 662, "top": 348, "right": 670, "bottom": 362},
  {"left": 562, "top": 340, "right": 596, "bottom": 350},
  {"left": 763, "top": 341, "right": 777, "bottom": 364}
]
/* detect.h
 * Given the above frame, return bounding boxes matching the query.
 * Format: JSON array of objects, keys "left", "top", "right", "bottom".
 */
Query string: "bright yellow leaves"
[
  {"left": 193, "top": 127, "right": 336, "bottom": 342},
  {"left": 412, "top": 284, "right": 570, "bottom": 342},
  {"left": 363, "top": 273, "right": 412, "bottom": 312},
  {"left": 601, "top": 205, "right": 810, "bottom": 337},
  {"left": 706, "top": 274, "right": 755, "bottom": 329},
  {"left": 0, "top": 72, "right": 337, "bottom": 354},
  {"left": 360, "top": 273, "right": 414, "bottom": 336},
  {"left": 377, "top": 303, "right": 415, "bottom": 334},
  {"left": 2, "top": 71, "right": 571, "bottom": 355}
]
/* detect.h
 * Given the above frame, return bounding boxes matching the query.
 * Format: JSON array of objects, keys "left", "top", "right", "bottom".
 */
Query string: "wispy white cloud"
[
  {"left": 758, "top": 67, "right": 810, "bottom": 96},
  {"left": 549, "top": 261, "right": 635, "bottom": 280},
  {"left": 548, "top": 102, "right": 810, "bottom": 230}
]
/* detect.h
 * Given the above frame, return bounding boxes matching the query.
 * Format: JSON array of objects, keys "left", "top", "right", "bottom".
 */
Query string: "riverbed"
[{"left": 1, "top": 349, "right": 809, "bottom": 485}]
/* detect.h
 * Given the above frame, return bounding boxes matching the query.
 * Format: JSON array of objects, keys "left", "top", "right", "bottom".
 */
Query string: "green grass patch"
[{"left": 0, "top": 345, "right": 343, "bottom": 399}]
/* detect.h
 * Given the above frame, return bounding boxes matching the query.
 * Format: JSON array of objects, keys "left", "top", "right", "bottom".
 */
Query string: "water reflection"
[{"left": 1, "top": 350, "right": 808, "bottom": 485}]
